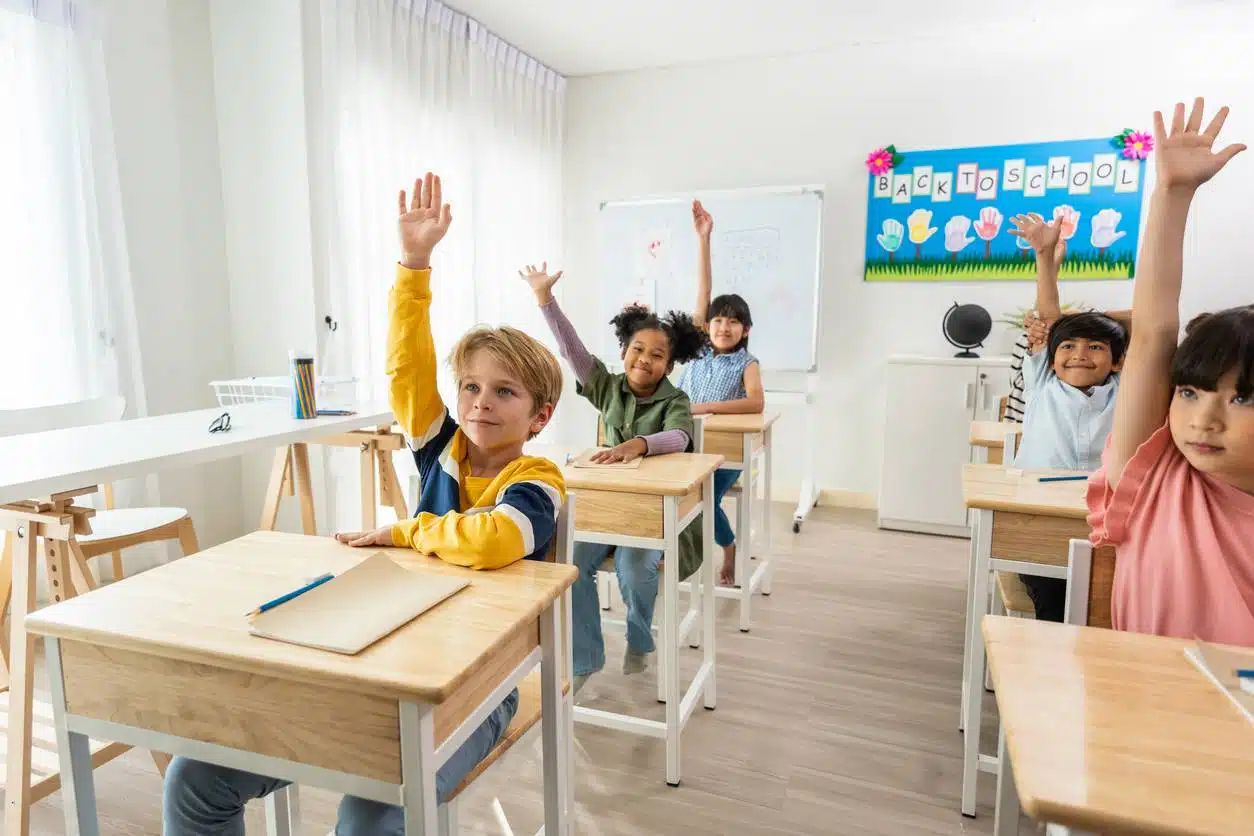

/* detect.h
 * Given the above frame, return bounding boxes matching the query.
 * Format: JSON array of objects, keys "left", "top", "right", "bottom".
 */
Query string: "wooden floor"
[{"left": 10, "top": 506, "right": 1021, "bottom": 834}]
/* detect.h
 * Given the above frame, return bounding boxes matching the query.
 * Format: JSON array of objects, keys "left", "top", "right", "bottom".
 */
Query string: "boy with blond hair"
[{"left": 162, "top": 172, "right": 566, "bottom": 835}]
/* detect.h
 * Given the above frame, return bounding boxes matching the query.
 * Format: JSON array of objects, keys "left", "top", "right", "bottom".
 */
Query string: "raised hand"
[
  {"left": 398, "top": 172, "right": 453, "bottom": 269},
  {"left": 692, "top": 199, "right": 713, "bottom": 238},
  {"left": 519, "top": 262, "right": 563, "bottom": 305},
  {"left": 1009, "top": 212, "right": 1066, "bottom": 266},
  {"left": 1154, "top": 98, "right": 1246, "bottom": 192}
]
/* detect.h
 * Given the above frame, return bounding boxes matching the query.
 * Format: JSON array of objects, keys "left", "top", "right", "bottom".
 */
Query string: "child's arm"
[
  {"left": 692, "top": 200, "right": 713, "bottom": 327},
  {"left": 392, "top": 461, "right": 564, "bottom": 569},
  {"left": 1106, "top": 99, "right": 1245, "bottom": 488},
  {"left": 692, "top": 361, "right": 766, "bottom": 415},
  {"left": 1009, "top": 212, "right": 1066, "bottom": 354},
  {"left": 389, "top": 173, "right": 453, "bottom": 445},
  {"left": 523, "top": 264, "right": 596, "bottom": 385}
]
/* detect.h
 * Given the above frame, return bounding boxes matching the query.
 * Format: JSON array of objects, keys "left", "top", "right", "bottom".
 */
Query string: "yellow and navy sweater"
[{"left": 387, "top": 265, "right": 565, "bottom": 569}]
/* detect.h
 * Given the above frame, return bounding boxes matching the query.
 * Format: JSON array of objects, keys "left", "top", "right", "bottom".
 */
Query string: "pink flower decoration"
[
  {"left": 866, "top": 148, "right": 894, "bottom": 175},
  {"left": 1123, "top": 131, "right": 1153, "bottom": 160}
]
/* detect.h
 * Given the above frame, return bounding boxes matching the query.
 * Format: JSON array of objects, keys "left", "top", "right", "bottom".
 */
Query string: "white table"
[{"left": 0, "top": 401, "right": 392, "bottom": 835}]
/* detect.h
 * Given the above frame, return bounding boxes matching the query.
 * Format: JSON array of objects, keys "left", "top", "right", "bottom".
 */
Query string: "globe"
[{"left": 942, "top": 303, "right": 992, "bottom": 358}]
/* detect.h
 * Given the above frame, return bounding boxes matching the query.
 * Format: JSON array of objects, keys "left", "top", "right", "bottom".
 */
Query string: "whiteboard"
[{"left": 598, "top": 188, "right": 824, "bottom": 372}]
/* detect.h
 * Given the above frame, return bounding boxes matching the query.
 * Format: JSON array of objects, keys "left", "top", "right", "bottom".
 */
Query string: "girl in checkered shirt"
[{"left": 681, "top": 200, "right": 766, "bottom": 586}]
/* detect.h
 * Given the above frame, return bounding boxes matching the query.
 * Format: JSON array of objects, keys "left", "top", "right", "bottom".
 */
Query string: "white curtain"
[
  {"left": 0, "top": 0, "right": 146, "bottom": 417},
  {"left": 306, "top": 0, "right": 564, "bottom": 530}
]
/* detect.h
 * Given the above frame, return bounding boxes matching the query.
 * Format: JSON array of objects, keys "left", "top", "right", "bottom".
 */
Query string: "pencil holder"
[{"left": 290, "top": 350, "right": 316, "bottom": 419}]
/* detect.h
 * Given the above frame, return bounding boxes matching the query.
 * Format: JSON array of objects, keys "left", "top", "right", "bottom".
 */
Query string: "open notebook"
[
  {"left": 568, "top": 447, "right": 643, "bottom": 469},
  {"left": 248, "top": 553, "right": 469, "bottom": 655},
  {"left": 1184, "top": 639, "right": 1254, "bottom": 726}
]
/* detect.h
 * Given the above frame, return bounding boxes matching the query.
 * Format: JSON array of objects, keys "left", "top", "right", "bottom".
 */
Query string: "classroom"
[{"left": 2, "top": 0, "right": 1254, "bottom": 834}]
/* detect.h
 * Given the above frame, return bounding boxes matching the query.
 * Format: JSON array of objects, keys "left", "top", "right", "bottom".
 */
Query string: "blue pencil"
[
  {"left": 247, "top": 572, "right": 335, "bottom": 617},
  {"left": 1236, "top": 669, "right": 1254, "bottom": 678},
  {"left": 1038, "top": 475, "right": 1088, "bottom": 483}
]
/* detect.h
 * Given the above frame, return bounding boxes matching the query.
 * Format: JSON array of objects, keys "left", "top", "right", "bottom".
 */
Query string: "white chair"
[
  {"left": 991, "top": 539, "right": 1113, "bottom": 836},
  {"left": 0, "top": 396, "right": 199, "bottom": 590},
  {"left": 266, "top": 499, "right": 576, "bottom": 836}
]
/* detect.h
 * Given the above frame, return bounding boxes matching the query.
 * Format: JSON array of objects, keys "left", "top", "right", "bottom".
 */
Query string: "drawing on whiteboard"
[{"left": 715, "top": 227, "right": 781, "bottom": 292}]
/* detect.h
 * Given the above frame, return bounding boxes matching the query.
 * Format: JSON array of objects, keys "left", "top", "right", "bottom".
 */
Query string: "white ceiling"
[{"left": 448, "top": 0, "right": 1208, "bottom": 77}]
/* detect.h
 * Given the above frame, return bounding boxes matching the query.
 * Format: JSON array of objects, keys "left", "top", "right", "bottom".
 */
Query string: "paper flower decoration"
[
  {"left": 866, "top": 144, "right": 905, "bottom": 174},
  {"left": 1111, "top": 128, "right": 1153, "bottom": 160}
]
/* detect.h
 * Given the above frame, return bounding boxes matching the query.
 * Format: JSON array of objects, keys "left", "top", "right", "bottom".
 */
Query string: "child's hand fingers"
[{"left": 336, "top": 532, "right": 362, "bottom": 544}]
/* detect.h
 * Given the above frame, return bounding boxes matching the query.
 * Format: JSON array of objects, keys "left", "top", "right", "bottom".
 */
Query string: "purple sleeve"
[
  {"left": 540, "top": 298, "right": 594, "bottom": 385},
  {"left": 642, "top": 429, "right": 690, "bottom": 456}
]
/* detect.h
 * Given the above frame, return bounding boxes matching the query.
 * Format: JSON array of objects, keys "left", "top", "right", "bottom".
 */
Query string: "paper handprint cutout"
[
  {"left": 944, "top": 215, "right": 975, "bottom": 260},
  {"left": 1052, "top": 205, "right": 1081, "bottom": 241},
  {"left": 907, "top": 209, "right": 937, "bottom": 259},
  {"left": 876, "top": 218, "right": 904, "bottom": 263},
  {"left": 972, "top": 207, "right": 1003, "bottom": 259},
  {"left": 1090, "top": 209, "right": 1126, "bottom": 256}
]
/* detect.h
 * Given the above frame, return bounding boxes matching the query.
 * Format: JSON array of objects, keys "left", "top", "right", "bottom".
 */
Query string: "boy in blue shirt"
[{"left": 1008, "top": 212, "right": 1129, "bottom": 621}]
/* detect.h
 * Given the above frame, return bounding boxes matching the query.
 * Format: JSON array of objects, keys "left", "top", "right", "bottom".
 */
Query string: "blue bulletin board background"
[{"left": 864, "top": 138, "right": 1146, "bottom": 282}]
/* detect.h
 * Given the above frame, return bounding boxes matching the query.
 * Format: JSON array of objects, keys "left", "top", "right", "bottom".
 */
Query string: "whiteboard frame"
[{"left": 598, "top": 185, "right": 825, "bottom": 374}]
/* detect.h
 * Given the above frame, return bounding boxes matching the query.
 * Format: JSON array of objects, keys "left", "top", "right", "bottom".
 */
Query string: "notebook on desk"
[
  {"left": 248, "top": 553, "right": 469, "bottom": 655},
  {"left": 568, "top": 448, "right": 643, "bottom": 469},
  {"left": 1185, "top": 639, "right": 1254, "bottom": 726}
]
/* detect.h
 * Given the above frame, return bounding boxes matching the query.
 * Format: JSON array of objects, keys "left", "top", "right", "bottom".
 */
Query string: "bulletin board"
[{"left": 864, "top": 138, "right": 1146, "bottom": 282}]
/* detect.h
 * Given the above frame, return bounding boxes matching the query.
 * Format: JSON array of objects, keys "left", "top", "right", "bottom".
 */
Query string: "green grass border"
[{"left": 864, "top": 252, "right": 1134, "bottom": 282}]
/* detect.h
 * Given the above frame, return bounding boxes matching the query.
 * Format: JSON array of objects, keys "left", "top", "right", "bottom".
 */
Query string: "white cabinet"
[{"left": 878, "top": 355, "right": 1013, "bottom": 537}]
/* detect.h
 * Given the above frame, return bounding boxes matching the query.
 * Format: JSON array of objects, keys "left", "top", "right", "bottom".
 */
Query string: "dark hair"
[
  {"left": 1047, "top": 312, "right": 1129, "bottom": 367},
  {"left": 1171, "top": 305, "right": 1254, "bottom": 398},
  {"left": 610, "top": 304, "right": 707, "bottom": 366},
  {"left": 707, "top": 293, "right": 754, "bottom": 352}
]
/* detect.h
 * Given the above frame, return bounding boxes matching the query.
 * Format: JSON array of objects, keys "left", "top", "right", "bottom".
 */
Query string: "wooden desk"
[
  {"left": 985, "top": 616, "right": 1254, "bottom": 835},
  {"left": 0, "top": 403, "right": 393, "bottom": 836},
  {"left": 959, "top": 464, "right": 1091, "bottom": 818},
  {"left": 696, "top": 413, "right": 780, "bottom": 632},
  {"left": 562, "top": 452, "right": 723, "bottom": 787},
  {"left": 969, "top": 421, "right": 1023, "bottom": 466},
  {"left": 25, "top": 531, "right": 576, "bottom": 836}
]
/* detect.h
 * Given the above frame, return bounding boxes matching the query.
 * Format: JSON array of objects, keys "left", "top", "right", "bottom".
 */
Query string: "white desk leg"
[
  {"left": 762, "top": 427, "right": 775, "bottom": 596},
  {"left": 561, "top": 500, "right": 576, "bottom": 824},
  {"left": 962, "top": 514, "right": 993, "bottom": 818},
  {"left": 702, "top": 471, "right": 718, "bottom": 710},
  {"left": 47, "top": 636, "right": 100, "bottom": 836},
  {"left": 737, "top": 436, "right": 752, "bottom": 632},
  {"left": 264, "top": 788, "right": 293, "bottom": 836},
  {"left": 400, "top": 701, "right": 439, "bottom": 835},
  {"left": 994, "top": 722, "right": 1020, "bottom": 836},
  {"left": 663, "top": 496, "right": 681, "bottom": 787},
  {"left": 540, "top": 599, "right": 569, "bottom": 836},
  {"left": 961, "top": 508, "right": 988, "bottom": 733}
]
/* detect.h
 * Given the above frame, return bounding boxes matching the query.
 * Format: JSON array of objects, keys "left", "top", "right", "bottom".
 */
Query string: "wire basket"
[{"left": 210, "top": 376, "right": 358, "bottom": 409}]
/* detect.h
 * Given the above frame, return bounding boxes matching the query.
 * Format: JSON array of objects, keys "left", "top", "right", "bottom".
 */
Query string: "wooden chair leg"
[
  {"left": 176, "top": 517, "right": 200, "bottom": 556},
  {"left": 291, "top": 443, "right": 317, "bottom": 536},
  {"left": 260, "top": 447, "right": 293, "bottom": 531},
  {"left": 360, "top": 443, "right": 377, "bottom": 530},
  {"left": 378, "top": 449, "right": 409, "bottom": 521},
  {"left": 0, "top": 532, "right": 12, "bottom": 691},
  {"left": 6, "top": 528, "right": 40, "bottom": 836},
  {"left": 66, "top": 539, "right": 98, "bottom": 596}
]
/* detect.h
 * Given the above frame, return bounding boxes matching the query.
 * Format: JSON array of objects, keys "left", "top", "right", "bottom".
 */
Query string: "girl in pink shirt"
[{"left": 1087, "top": 97, "right": 1254, "bottom": 646}]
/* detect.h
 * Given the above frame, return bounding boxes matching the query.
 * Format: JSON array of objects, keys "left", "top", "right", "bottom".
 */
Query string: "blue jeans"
[
  {"left": 712, "top": 468, "right": 739, "bottom": 548},
  {"left": 162, "top": 690, "right": 519, "bottom": 835},
  {"left": 572, "top": 542, "right": 662, "bottom": 676}
]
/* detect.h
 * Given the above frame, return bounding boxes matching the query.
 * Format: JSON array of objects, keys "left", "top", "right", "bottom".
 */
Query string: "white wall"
[
  {"left": 208, "top": 0, "right": 330, "bottom": 533},
  {"left": 102, "top": 0, "right": 241, "bottom": 555},
  {"left": 563, "top": 7, "right": 1254, "bottom": 501}
]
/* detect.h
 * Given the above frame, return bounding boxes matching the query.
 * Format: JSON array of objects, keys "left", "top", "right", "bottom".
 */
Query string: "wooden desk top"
[
  {"left": 561, "top": 452, "right": 725, "bottom": 496},
  {"left": 25, "top": 531, "right": 577, "bottom": 704},
  {"left": 969, "top": 420, "right": 1023, "bottom": 448},
  {"left": 984, "top": 616, "right": 1254, "bottom": 835},
  {"left": 701, "top": 412, "right": 780, "bottom": 434},
  {"left": 962, "top": 463, "right": 1090, "bottom": 519}
]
